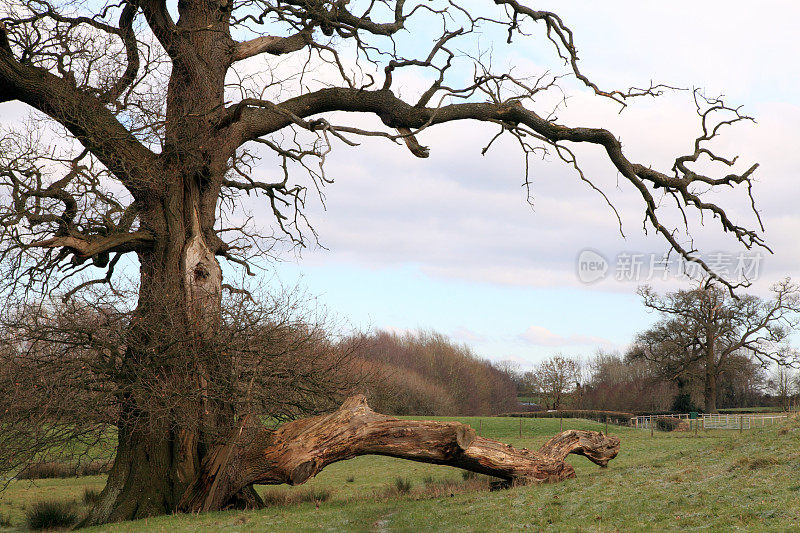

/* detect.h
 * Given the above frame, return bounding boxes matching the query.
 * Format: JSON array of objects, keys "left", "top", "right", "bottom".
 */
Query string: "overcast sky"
[
  {"left": 262, "top": 1, "right": 800, "bottom": 368},
  {"left": 3, "top": 1, "right": 799, "bottom": 369}
]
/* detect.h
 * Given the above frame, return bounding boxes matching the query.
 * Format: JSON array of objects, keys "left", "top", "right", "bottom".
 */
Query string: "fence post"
[
  {"left": 694, "top": 418, "right": 698, "bottom": 437},
  {"left": 739, "top": 416, "right": 743, "bottom": 433},
  {"left": 651, "top": 421, "right": 654, "bottom": 437},
  {"left": 605, "top": 416, "right": 609, "bottom": 435}
]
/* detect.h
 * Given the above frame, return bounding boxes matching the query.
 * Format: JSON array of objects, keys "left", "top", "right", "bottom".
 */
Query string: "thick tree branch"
[
  {"left": 279, "top": 0, "right": 412, "bottom": 37},
  {"left": 0, "top": 22, "right": 13, "bottom": 102},
  {"left": 232, "top": 30, "right": 311, "bottom": 63},
  {"left": 226, "top": 88, "right": 764, "bottom": 283},
  {"left": 30, "top": 231, "right": 153, "bottom": 257},
  {"left": 179, "top": 395, "right": 619, "bottom": 512},
  {"left": 0, "top": 45, "right": 157, "bottom": 197},
  {"left": 135, "top": 0, "right": 180, "bottom": 58},
  {"left": 98, "top": 3, "right": 140, "bottom": 103}
]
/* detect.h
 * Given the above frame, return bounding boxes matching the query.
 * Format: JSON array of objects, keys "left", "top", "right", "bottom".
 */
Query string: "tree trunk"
[
  {"left": 179, "top": 395, "right": 620, "bottom": 513},
  {"left": 84, "top": 184, "right": 229, "bottom": 525},
  {"left": 704, "top": 371, "right": 718, "bottom": 414},
  {"left": 704, "top": 342, "right": 718, "bottom": 413}
]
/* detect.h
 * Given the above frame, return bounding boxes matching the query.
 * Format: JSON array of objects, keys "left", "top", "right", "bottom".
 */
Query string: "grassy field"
[{"left": 1, "top": 414, "right": 799, "bottom": 531}]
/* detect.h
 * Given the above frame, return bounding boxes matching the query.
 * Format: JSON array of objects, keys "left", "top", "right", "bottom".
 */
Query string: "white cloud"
[
  {"left": 518, "top": 325, "right": 615, "bottom": 348},
  {"left": 259, "top": 1, "right": 800, "bottom": 298},
  {"left": 381, "top": 325, "right": 417, "bottom": 337},
  {"left": 450, "top": 327, "right": 487, "bottom": 344},
  {"left": 284, "top": 89, "right": 799, "bottom": 296}
]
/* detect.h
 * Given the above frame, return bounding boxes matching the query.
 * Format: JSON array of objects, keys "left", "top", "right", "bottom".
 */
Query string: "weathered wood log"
[{"left": 179, "top": 395, "right": 620, "bottom": 513}]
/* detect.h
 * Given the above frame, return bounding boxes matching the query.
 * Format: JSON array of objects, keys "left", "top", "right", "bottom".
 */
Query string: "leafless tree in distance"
[
  {"left": 634, "top": 280, "right": 800, "bottom": 412},
  {"left": 525, "top": 354, "right": 581, "bottom": 410}
]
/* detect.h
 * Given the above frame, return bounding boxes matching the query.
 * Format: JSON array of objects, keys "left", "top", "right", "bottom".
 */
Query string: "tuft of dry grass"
[
  {"left": 730, "top": 455, "right": 781, "bottom": 471},
  {"left": 25, "top": 500, "right": 78, "bottom": 530},
  {"left": 417, "top": 477, "right": 492, "bottom": 498},
  {"left": 746, "top": 456, "right": 781, "bottom": 470},
  {"left": 393, "top": 477, "right": 412, "bottom": 494},
  {"left": 379, "top": 474, "right": 493, "bottom": 500},
  {"left": 83, "top": 488, "right": 102, "bottom": 505},
  {"left": 259, "top": 487, "right": 332, "bottom": 507}
]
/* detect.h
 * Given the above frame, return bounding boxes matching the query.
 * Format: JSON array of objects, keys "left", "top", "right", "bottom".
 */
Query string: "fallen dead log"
[{"left": 179, "top": 395, "right": 620, "bottom": 512}]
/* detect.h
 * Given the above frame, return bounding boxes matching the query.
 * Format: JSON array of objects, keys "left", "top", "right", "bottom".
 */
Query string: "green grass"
[
  {"left": 0, "top": 475, "right": 105, "bottom": 530},
  {"left": 1, "top": 415, "right": 798, "bottom": 531}
]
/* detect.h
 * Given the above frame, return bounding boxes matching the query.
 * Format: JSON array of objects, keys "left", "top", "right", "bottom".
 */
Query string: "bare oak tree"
[
  {"left": 525, "top": 354, "right": 580, "bottom": 410},
  {"left": 635, "top": 280, "right": 800, "bottom": 413},
  {"left": 0, "top": 0, "right": 767, "bottom": 524},
  {"left": 767, "top": 366, "right": 797, "bottom": 411}
]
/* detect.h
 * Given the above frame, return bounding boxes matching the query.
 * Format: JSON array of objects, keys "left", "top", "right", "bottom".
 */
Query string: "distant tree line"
[
  {"left": 508, "top": 281, "right": 800, "bottom": 414},
  {"left": 511, "top": 349, "right": 791, "bottom": 414},
  {"left": 347, "top": 330, "right": 520, "bottom": 416}
]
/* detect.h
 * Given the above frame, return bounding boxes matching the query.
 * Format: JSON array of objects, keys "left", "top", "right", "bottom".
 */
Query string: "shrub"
[
  {"left": 655, "top": 416, "right": 682, "bottom": 432},
  {"left": 260, "top": 490, "right": 290, "bottom": 507},
  {"left": 419, "top": 476, "right": 492, "bottom": 498},
  {"left": 670, "top": 391, "right": 698, "bottom": 413},
  {"left": 380, "top": 473, "right": 493, "bottom": 500},
  {"left": 502, "top": 409, "right": 635, "bottom": 426},
  {"left": 25, "top": 500, "right": 77, "bottom": 530},
  {"left": 394, "top": 477, "right": 412, "bottom": 493},
  {"left": 18, "top": 462, "right": 75, "bottom": 479},
  {"left": 260, "top": 487, "right": 331, "bottom": 507},
  {"left": 17, "top": 460, "right": 112, "bottom": 480},
  {"left": 306, "top": 488, "right": 331, "bottom": 504},
  {"left": 747, "top": 457, "right": 780, "bottom": 470},
  {"left": 83, "top": 488, "right": 102, "bottom": 505},
  {"left": 77, "top": 460, "right": 112, "bottom": 477},
  {"left": 731, "top": 456, "right": 781, "bottom": 471},
  {"left": 461, "top": 470, "right": 477, "bottom": 480}
]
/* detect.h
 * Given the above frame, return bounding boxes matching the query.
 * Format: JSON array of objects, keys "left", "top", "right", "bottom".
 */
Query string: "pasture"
[{"left": 1, "top": 414, "right": 798, "bottom": 531}]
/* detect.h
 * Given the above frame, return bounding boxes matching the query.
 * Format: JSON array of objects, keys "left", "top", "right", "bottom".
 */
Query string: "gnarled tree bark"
[{"left": 179, "top": 395, "right": 620, "bottom": 513}]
